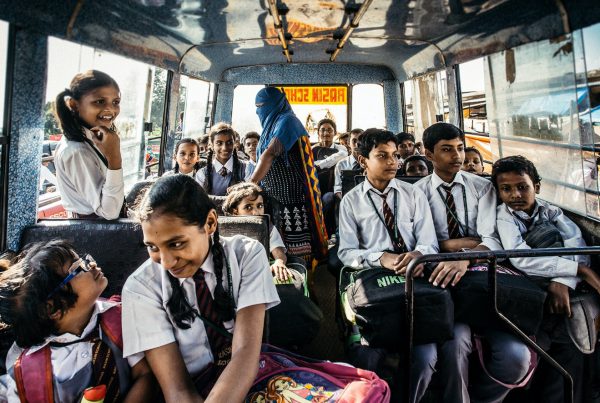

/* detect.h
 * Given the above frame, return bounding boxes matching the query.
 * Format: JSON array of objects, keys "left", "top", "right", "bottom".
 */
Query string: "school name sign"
[{"left": 279, "top": 86, "right": 347, "bottom": 105}]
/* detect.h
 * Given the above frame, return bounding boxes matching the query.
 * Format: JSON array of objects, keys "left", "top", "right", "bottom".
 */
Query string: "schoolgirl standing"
[
  {"left": 195, "top": 122, "right": 249, "bottom": 196},
  {"left": 121, "top": 175, "right": 279, "bottom": 402},
  {"left": 54, "top": 70, "right": 125, "bottom": 219}
]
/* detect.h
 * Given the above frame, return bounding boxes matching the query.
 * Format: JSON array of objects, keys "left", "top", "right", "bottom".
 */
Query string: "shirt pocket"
[{"left": 55, "top": 362, "right": 92, "bottom": 403}]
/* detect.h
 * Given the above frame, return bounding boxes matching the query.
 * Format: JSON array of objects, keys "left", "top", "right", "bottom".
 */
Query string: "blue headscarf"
[{"left": 255, "top": 87, "right": 307, "bottom": 160}]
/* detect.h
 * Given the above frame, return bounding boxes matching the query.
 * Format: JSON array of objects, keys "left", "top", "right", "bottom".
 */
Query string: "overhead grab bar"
[
  {"left": 329, "top": 0, "right": 373, "bottom": 62},
  {"left": 267, "top": 0, "right": 292, "bottom": 63}
]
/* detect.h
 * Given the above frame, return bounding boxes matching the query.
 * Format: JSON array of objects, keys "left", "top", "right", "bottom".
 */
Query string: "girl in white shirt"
[
  {"left": 54, "top": 70, "right": 124, "bottom": 219},
  {"left": 122, "top": 175, "right": 279, "bottom": 402},
  {"left": 222, "top": 182, "right": 293, "bottom": 282},
  {"left": 163, "top": 138, "right": 201, "bottom": 177}
]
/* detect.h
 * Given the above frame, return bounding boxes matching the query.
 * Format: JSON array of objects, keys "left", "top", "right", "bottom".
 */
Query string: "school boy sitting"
[
  {"left": 493, "top": 155, "right": 600, "bottom": 403},
  {"left": 415, "top": 122, "right": 532, "bottom": 403},
  {"left": 338, "top": 128, "right": 469, "bottom": 403},
  {"left": 333, "top": 128, "right": 364, "bottom": 200}
]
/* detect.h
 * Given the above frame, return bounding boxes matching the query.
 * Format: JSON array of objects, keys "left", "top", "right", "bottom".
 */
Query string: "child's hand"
[
  {"left": 90, "top": 125, "right": 122, "bottom": 169},
  {"left": 577, "top": 263, "right": 600, "bottom": 295},
  {"left": 395, "top": 251, "right": 424, "bottom": 277},
  {"left": 547, "top": 281, "right": 571, "bottom": 317},
  {"left": 270, "top": 259, "right": 293, "bottom": 282},
  {"left": 439, "top": 237, "right": 481, "bottom": 252},
  {"left": 428, "top": 260, "right": 469, "bottom": 288}
]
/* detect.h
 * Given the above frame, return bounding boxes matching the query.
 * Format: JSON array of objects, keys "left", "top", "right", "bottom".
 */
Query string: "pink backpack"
[{"left": 246, "top": 345, "right": 390, "bottom": 402}]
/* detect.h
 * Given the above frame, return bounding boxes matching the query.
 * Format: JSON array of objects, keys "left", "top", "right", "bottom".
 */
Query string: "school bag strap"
[
  {"left": 14, "top": 346, "right": 54, "bottom": 403},
  {"left": 98, "top": 297, "right": 124, "bottom": 350}
]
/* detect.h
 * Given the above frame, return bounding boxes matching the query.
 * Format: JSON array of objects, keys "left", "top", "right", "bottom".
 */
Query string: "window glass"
[
  {"left": 459, "top": 57, "right": 492, "bottom": 170},
  {"left": 231, "top": 84, "right": 263, "bottom": 136},
  {"left": 39, "top": 37, "right": 159, "bottom": 218},
  {"left": 352, "top": 84, "right": 385, "bottom": 130},
  {"left": 406, "top": 70, "right": 449, "bottom": 140},
  {"left": 485, "top": 35, "right": 585, "bottom": 213},
  {"left": 144, "top": 67, "right": 168, "bottom": 177},
  {"left": 403, "top": 81, "right": 414, "bottom": 134},
  {"left": 179, "top": 75, "right": 212, "bottom": 139}
]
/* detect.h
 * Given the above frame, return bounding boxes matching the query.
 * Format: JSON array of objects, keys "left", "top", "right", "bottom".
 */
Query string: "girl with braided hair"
[
  {"left": 122, "top": 175, "right": 279, "bottom": 402},
  {"left": 195, "top": 122, "right": 249, "bottom": 196}
]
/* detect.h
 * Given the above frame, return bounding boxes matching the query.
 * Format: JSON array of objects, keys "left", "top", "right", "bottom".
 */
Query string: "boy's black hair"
[
  {"left": 0, "top": 240, "right": 79, "bottom": 347},
  {"left": 491, "top": 155, "right": 542, "bottom": 189},
  {"left": 422, "top": 122, "right": 465, "bottom": 152},
  {"left": 349, "top": 128, "right": 364, "bottom": 136},
  {"left": 136, "top": 175, "right": 235, "bottom": 329},
  {"left": 197, "top": 134, "right": 210, "bottom": 146},
  {"left": 401, "top": 154, "right": 433, "bottom": 175},
  {"left": 243, "top": 131, "right": 260, "bottom": 143},
  {"left": 357, "top": 128, "right": 398, "bottom": 158},
  {"left": 397, "top": 132, "right": 415, "bottom": 144},
  {"left": 173, "top": 138, "right": 201, "bottom": 174},
  {"left": 317, "top": 118, "right": 337, "bottom": 133},
  {"left": 55, "top": 70, "right": 120, "bottom": 142},
  {"left": 464, "top": 147, "right": 484, "bottom": 162}
]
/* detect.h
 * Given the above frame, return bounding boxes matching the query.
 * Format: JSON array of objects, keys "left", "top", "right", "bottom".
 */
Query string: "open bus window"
[
  {"left": 352, "top": 84, "right": 385, "bottom": 131},
  {"left": 403, "top": 70, "right": 449, "bottom": 140},
  {"left": 231, "top": 84, "right": 263, "bottom": 136},
  {"left": 459, "top": 57, "right": 491, "bottom": 172},
  {"left": 178, "top": 75, "right": 214, "bottom": 139},
  {"left": 485, "top": 35, "right": 588, "bottom": 215},
  {"left": 39, "top": 37, "right": 164, "bottom": 219}
]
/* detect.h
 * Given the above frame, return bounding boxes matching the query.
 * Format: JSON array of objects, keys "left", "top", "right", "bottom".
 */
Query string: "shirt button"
[{"left": 81, "top": 352, "right": 89, "bottom": 358}]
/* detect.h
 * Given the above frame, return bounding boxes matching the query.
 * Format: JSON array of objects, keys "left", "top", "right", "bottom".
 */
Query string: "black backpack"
[{"left": 343, "top": 267, "right": 454, "bottom": 350}]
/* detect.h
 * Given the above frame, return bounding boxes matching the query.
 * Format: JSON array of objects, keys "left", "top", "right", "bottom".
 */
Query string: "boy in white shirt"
[
  {"left": 334, "top": 128, "right": 364, "bottom": 199},
  {"left": 338, "top": 128, "right": 469, "bottom": 403},
  {"left": 493, "top": 155, "right": 600, "bottom": 403},
  {"left": 416, "top": 122, "right": 532, "bottom": 403}
]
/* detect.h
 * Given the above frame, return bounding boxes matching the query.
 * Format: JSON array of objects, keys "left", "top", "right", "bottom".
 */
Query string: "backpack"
[
  {"left": 246, "top": 344, "right": 391, "bottom": 402},
  {"left": 13, "top": 300, "right": 125, "bottom": 403},
  {"left": 269, "top": 263, "right": 323, "bottom": 347},
  {"left": 343, "top": 267, "right": 454, "bottom": 349}
]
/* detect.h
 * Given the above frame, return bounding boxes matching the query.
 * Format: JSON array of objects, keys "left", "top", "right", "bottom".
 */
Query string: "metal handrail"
[{"left": 404, "top": 246, "right": 600, "bottom": 403}]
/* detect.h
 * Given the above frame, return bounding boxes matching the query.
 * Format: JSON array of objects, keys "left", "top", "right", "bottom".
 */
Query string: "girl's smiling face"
[
  {"left": 71, "top": 85, "right": 121, "bottom": 129},
  {"left": 233, "top": 195, "right": 265, "bottom": 216},
  {"left": 213, "top": 133, "right": 234, "bottom": 164},
  {"left": 175, "top": 143, "right": 200, "bottom": 174},
  {"left": 142, "top": 212, "right": 217, "bottom": 278}
]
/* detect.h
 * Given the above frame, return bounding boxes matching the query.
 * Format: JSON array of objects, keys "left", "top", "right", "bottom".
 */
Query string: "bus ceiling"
[{"left": 1, "top": 0, "right": 600, "bottom": 83}]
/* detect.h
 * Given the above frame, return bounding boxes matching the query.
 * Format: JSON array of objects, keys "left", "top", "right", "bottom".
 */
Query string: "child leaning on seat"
[
  {"left": 223, "top": 182, "right": 294, "bottom": 282},
  {"left": 0, "top": 240, "right": 155, "bottom": 403},
  {"left": 492, "top": 155, "right": 600, "bottom": 403}
]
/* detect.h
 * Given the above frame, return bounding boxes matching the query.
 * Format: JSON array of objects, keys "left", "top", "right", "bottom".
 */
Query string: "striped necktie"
[
  {"left": 218, "top": 166, "right": 228, "bottom": 177},
  {"left": 441, "top": 183, "right": 461, "bottom": 239},
  {"left": 193, "top": 270, "right": 232, "bottom": 366},
  {"left": 91, "top": 337, "right": 120, "bottom": 402},
  {"left": 372, "top": 190, "right": 404, "bottom": 253}
]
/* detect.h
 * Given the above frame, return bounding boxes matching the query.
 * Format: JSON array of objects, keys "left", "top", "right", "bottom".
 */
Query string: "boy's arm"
[
  {"left": 475, "top": 182, "right": 503, "bottom": 251},
  {"left": 333, "top": 160, "right": 344, "bottom": 196},
  {"left": 123, "top": 358, "right": 159, "bottom": 403}
]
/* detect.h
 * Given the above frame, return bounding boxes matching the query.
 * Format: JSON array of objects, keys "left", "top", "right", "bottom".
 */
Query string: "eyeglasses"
[
  {"left": 47, "top": 254, "right": 95, "bottom": 299},
  {"left": 319, "top": 128, "right": 334, "bottom": 134}
]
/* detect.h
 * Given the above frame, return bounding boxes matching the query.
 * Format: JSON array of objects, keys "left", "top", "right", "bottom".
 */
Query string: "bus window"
[
  {"left": 0, "top": 20, "right": 8, "bottom": 248},
  {"left": 485, "top": 35, "right": 586, "bottom": 214},
  {"left": 404, "top": 70, "right": 449, "bottom": 139},
  {"left": 178, "top": 75, "right": 214, "bottom": 138},
  {"left": 459, "top": 57, "right": 491, "bottom": 170},
  {"left": 231, "top": 84, "right": 263, "bottom": 136},
  {"left": 403, "top": 81, "right": 414, "bottom": 134},
  {"left": 352, "top": 84, "right": 385, "bottom": 130},
  {"left": 39, "top": 37, "right": 161, "bottom": 218},
  {"left": 144, "top": 67, "right": 168, "bottom": 178}
]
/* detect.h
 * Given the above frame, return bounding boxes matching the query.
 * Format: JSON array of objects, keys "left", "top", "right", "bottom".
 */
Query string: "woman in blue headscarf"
[{"left": 251, "top": 87, "right": 328, "bottom": 261}]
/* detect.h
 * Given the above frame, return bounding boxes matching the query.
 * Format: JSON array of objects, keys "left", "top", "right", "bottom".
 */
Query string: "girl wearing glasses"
[
  {"left": 0, "top": 240, "right": 155, "bottom": 403},
  {"left": 121, "top": 174, "right": 279, "bottom": 402}
]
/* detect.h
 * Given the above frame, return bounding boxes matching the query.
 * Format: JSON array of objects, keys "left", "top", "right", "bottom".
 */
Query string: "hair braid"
[
  {"left": 229, "top": 150, "right": 243, "bottom": 187},
  {"left": 55, "top": 90, "right": 86, "bottom": 143},
  {"left": 204, "top": 149, "right": 214, "bottom": 194},
  {"left": 166, "top": 273, "right": 195, "bottom": 329},
  {"left": 211, "top": 228, "right": 236, "bottom": 321}
]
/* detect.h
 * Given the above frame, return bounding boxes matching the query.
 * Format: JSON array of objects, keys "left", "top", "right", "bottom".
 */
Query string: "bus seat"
[{"left": 19, "top": 216, "right": 271, "bottom": 296}]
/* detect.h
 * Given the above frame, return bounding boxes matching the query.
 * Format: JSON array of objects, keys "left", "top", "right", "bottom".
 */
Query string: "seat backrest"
[
  {"left": 342, "top": 169, "right": 362, "bottom": 196},
  {"left": 20, "top": 216, "right": 271, "bottom": 296}
]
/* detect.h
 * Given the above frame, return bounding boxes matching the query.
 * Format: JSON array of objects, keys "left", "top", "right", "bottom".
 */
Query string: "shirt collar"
[
  {"left": 361, "top": 177, "right": 400, "bottom": 196},
  {"left": 506, "top": 199, "right": 544, "bottom": 220},
  {"left": 431, "top": 170, "right": 465, "bottom": 189},
  {"left": 26, "top": 299, "right": 119, "bottom": 355},
  {"left": 213, "top": 156, "right": 234, "bottom": 172}
]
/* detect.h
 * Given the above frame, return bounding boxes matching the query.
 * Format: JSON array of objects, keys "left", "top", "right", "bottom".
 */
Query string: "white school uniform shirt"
[
  {"left": 270, "top": 227, "right": 286, "bottom": 254},
  {"left": 496, "top": 199, "right": 589, "bottom": 289},
  {"left": 39, "top": 165, "right": 58, "bottom": 191},
  {"left": 121, "top": 235, "right": 280, "bottom": 378},
  {"left": 54, "top": 129, "right": 124, "bottom": 219},
  {"left": 313, "top": 143, "right": 348, "bottom": 170},
  {"left": 338, "top": 178, "right": 439, "bottom": 268},
  {"left": 333, "top": 154, "right": 358, "bottom": 195},
  {"left": 195, "top": 157, "right": 252, "bottom": 187},
  {"left": 3, "top": 300, "right": 143, "bottom": 403},
  {"left": 415, "top": 171, "right": 503, "bottom": 250}
]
